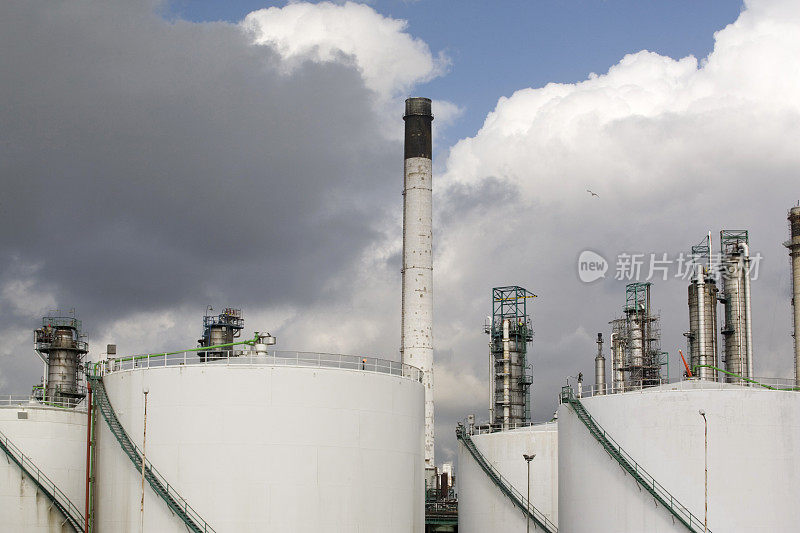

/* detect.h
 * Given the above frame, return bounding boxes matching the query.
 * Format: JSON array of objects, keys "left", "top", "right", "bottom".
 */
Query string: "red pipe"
[
  {"left": 84, "top": 383, "right": 92, "bottom": 533},
  {"left": 679, "top": 350, "right": 693, "bottom": 378}
]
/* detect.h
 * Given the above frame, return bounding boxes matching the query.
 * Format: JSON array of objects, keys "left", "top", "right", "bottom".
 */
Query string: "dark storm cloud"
[
  {"left": 0, "top": 0, "right": 407, "bottom": 393},
  {"left": 0, "top": 1, "right": 398, "bottom": 321}
]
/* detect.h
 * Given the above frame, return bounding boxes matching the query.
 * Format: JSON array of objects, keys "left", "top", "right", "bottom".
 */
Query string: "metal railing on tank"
[
  {"left": 89, "top": 334, "right": 423, "bottom": 383},
  {"left": 0, "top": 394, "right": 87, "bottom": 411},
  {"left": 569, "top": 370, "right": 800, "bottom": 400}
]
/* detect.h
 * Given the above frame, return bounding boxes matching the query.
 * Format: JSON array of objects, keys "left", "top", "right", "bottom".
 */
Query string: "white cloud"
[
  {"left": 432, "top": 0, "right": 800, "bottom": 433},
  {"left": 243, "top": 1, "right": 448, "bottom": 101}
]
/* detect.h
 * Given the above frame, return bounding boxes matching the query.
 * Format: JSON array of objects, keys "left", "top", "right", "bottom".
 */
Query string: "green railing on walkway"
[
  {"left": 560, "top": 386, "right": 708, "bottom": 532},
  {"left": 88, "top": 376, "right": 215, "bottom": 533},
  {"left": 0, "top": 427, "right": 85, "bottom": 532},
  {"left": 692, "top": 364, "right": 800, "bottom": 391},
  {"left": 456, "top": 424, "right": 558, "bottom": 532}
]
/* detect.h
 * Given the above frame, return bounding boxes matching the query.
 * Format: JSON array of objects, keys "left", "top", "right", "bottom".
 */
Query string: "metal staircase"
[
  {"left": 0, "top": 427, "right": 85, "bottom": 532},
  {"left": 455, "top": 424, "right": 558, "bottom": 532},
  {"left": 560, "top": 386, "right": 709, "bottom": 532},
  {"left": 88, "top": 376, "right": 215, "bottom": 533}
]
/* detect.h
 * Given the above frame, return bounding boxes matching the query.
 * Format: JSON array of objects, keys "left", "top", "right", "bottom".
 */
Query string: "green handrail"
[
  {"left": 90, "top": 333, "right": 262, "bottom": 377},
  {"left": 0, "top": 428, "right": 85, "bottom": 532},
  {"left": 692, "top": 365, "right": 800, "bottom": 391},
  {"left": 456, "top": 424, "right": 558, "bottom": 532},
  {"left": 561, "top": 386, "right": 708, "bottom": 532}
]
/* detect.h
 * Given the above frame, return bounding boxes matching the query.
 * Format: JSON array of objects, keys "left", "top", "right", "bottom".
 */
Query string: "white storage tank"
[
  {"left": 457, "top": 422, "right": 558, "bottom": 533},
  {"left": 558, "top": 381, "right": 800, "bottom": 532},
  {"left": 93, "top": 353, "right": 425, "bottom": 532},
  {"left": 0, "top": 401, "right": 87, "bottom": 532}
]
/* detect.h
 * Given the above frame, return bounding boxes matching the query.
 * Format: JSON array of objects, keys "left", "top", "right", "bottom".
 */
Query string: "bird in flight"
[{"left": 586, "top": 189, "right": 600, "bottom": 198}]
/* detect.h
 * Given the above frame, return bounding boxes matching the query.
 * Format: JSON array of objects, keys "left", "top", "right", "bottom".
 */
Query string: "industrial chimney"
[
  {"left": 401, "top": 97, "right": 434, "bottom": 468},
  {"left": 786, "top": 207, "right": 800, "bottom": 386}
]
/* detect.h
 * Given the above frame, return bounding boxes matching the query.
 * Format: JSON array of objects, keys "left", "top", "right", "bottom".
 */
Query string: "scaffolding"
[
  {"left": 484, "top": 286, "right": 536, "bottom": 428},
  {"left": 610, "top": 283, "right": 668, "bottom": 392}
]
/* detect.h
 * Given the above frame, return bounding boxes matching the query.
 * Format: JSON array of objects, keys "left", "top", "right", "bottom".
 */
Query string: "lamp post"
[
  {"left": 699, "top": 409, "right": 707, "bottom": 533},
  {"left": 523, "top": 453, "right": 535, "bottom": 533},
  {"left": 141, "top": 388, "right": 149, "bottom": 533}
]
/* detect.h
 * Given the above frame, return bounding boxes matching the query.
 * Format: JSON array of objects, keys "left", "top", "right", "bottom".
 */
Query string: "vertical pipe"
[
  {"left": 787, "top": 207, "right": 800, "bottom": 386},
  {"left": 401, "top": 97, "right": 434, "bottom": 467},
  {"left": 489, "top": 345, "right": 494, "bottom": 425},
  {"left": 502, "top": 319, "right": 510, "bottom": 430},
  {"left": 595, "top": 333, "right": 606, "bottom": 395},
  {"left": 140, "top": 390, "right": 148, "bottom": 533},
  {"left": 84, "top": 383, "right": 92, "bottom": 533},
  {"left": 741, "top": 243, "right": 754, "bottom": 379},
  {"left": 696, "top": 272, "right": 706, "bottom": 377}
]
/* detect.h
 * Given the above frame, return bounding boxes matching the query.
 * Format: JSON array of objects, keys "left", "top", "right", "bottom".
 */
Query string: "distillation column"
[
  {"left": 401, "top": 97, "right": 434, "bottom": 467},
  {"left": 787, "top": 207, "right": 800, "bottom": 386},
  {"left": 34, "top": 315, "right": 88, "bottom": 405},
  {"left": 720, "top": 231, "right": 753, "bottom": 382},
  {"left": 687, "top": 234, "right": 719, "bottom": 381}
]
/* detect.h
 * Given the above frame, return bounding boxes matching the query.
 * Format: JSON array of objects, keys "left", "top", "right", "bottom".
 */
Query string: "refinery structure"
[
  {"left": 2, "top": 98, "right": 800, "bottom": 533},
  {"left": 457, "top": 218, "right": 800, "bottom": 533}
]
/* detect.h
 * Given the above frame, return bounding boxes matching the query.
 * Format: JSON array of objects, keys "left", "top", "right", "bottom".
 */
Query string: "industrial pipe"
[
  {"left": 502, "top": 319, "right": 511, "bottom": 430},
  {"left": 595, "top": 333, "right": 606, "bottom": 395},
  {"left": 741, "top": 242, "right": 754, "bottom": 378},
  {"left": 787, "top": 206, "right": 800, "bottom": 386},
  {"left": 84, "top": 383, "right": 92, "bottom": 533}
]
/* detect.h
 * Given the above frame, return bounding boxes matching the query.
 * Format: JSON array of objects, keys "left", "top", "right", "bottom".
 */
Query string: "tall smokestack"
[
  {"left": 786, "top": 206, "right": 800, "bottom": 386},
  {"left": 402, "top": 97, "right": 434, "bottom": 468}
]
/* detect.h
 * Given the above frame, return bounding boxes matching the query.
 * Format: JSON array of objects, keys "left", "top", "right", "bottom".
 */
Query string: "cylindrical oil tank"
[
  {"left": 688, "top": 279, "right": 718, "bottom": 380},
  {"left": 0, "top": 403, "right": 87, "bottom": 532},
  {"left": 457, "top": 423, "right": 558, "bottom": 533},
  {"left": 558, "top": 383, "right": 800, "bottom": 532},
  {"left": 93, "top": 363, "right": 424, "bottom": 532}
]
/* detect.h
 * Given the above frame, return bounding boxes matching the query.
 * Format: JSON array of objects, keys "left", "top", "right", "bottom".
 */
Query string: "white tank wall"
[
  {"left": 0, "top": 404, "right": 87, "bottom": 532},
  {"left": 457, "top": 423, "right": 557, "bottom": 533},
  {"left": 94, "top": 364, "right": 424, "bottom": 532},
  {"left": 558, "top": 382, "right": 800, "bottom": 532}
]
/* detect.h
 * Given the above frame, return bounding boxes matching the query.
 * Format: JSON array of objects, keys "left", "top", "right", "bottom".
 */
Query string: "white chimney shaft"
[{"left": 401, "top": 97, "right": 434, "bottom": 467}]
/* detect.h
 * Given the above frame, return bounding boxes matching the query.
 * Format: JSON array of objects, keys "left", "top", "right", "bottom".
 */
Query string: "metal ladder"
[
  {"left": 0, "top": 427, "right": 85, "bottom": 532},
  {"left": 88, "top": 376, "right": 215, "bottom": 533},
  {"left": 560, "top": 386, "right": 709, "bottom": 532},
  {"left": 455, "top": 424, "right": 558, "bottom": 532}
]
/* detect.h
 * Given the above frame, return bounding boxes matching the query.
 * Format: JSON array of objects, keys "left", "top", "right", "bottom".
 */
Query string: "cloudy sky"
[{"left": 2, "top": 0, "right": 799, "bottom": 465}]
